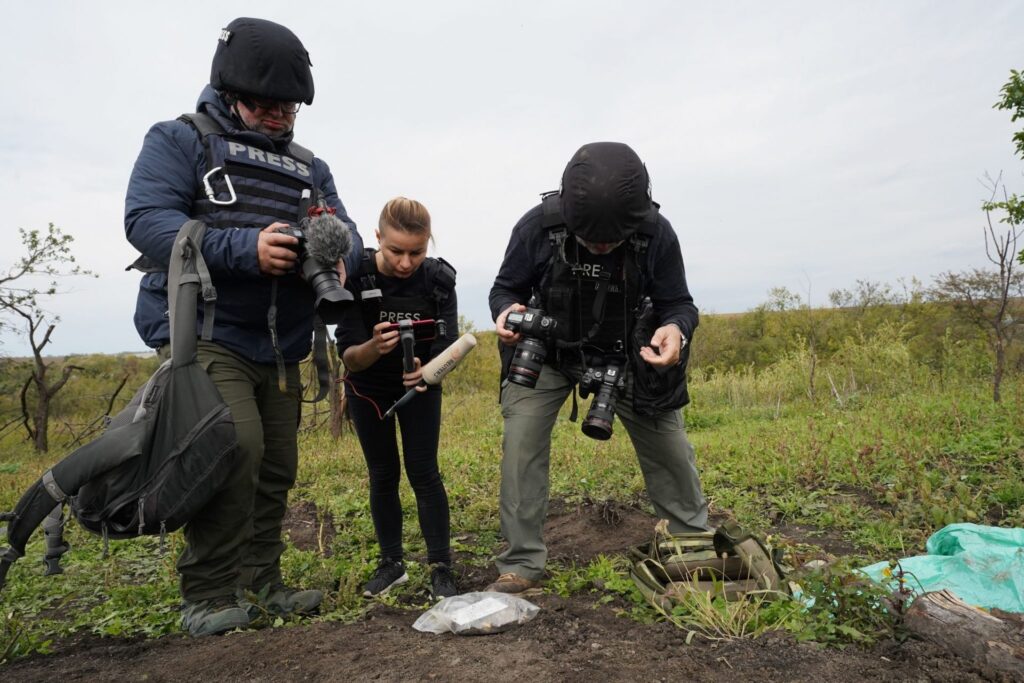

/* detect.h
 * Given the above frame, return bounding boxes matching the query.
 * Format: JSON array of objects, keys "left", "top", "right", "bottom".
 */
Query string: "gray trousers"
[{"left": 496, "top": 363, "right": 709, "bottom": 580}]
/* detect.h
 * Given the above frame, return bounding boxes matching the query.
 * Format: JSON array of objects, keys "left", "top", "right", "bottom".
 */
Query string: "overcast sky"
[{"left": 2, "top": 1, "right": 1022, "bottom": 357}]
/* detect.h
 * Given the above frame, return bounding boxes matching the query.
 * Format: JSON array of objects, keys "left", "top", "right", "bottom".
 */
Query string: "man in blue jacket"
[
  {"left": 487, "top": 142, "right": 709, "bottom": 594},
  {"left": 125, "top": 17, "right": 362, "bottom": 636}
]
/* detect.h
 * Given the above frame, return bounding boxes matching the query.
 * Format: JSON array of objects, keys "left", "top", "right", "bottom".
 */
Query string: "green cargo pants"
[
  {"left": 161, "top": 341, "right": 300, "bottom": 602},
  {"left": 496, "top": 363, "right": 709, "bottom": 580}
]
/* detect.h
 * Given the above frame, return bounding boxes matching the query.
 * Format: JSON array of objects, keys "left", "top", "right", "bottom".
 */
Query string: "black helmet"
[
  {"left": 561, "top": 142, "right": 652, "bottom": 243},
  {"left": 210, "top": 17, "right": 315, "bottom": 105}
]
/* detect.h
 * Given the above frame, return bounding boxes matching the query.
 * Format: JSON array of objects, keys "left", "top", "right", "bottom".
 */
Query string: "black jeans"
[{"left": 348, "top": 388, "right": 451, "bottom": 564}]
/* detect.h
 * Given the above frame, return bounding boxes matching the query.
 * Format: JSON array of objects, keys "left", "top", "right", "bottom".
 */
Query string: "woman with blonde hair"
[{"left": 337, "top": 197, "right": 460, "bottom": 600}]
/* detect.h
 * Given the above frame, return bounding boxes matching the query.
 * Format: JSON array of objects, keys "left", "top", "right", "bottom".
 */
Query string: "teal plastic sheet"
[{"left": 860, "top": 523, "right": 1024, "bottom": 612}]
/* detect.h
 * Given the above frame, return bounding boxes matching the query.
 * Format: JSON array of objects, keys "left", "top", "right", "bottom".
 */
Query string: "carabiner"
[{"left": 202, "top": 166, "right": 237, "bottom": 206}]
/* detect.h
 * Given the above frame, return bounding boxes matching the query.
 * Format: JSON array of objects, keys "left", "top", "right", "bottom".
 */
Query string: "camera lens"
[
  {"left": 581, "top": 398, "right": 615, "bottom": 440},
  {"left": 507, "top": 336, "right": 547, "bottom": 388},
  {"left": 300, "top": 259, "right": 353, "bottom": 325},
  {"left": 582, "top": 391, "right": 616, "bottom": 440},
  {"left": 580, "top": 365, "right": 622, "bottom": 441}
]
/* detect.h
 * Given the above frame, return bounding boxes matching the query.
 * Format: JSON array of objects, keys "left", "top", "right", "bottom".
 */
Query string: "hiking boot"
[
  {"left": 363, "top": 558, "right": 408, "bottom": 597},
  {"left": 430, "top": 563, "right": 459, "bottom": 600},
  {"left": 246, "top": 583, "right": 323, "bottom": 618},
  {"left": 180, "top": 596, "right": 250, "bottom": 637},
  {"left": 485, "top": 572, "right": 541, "bottom": 595}
]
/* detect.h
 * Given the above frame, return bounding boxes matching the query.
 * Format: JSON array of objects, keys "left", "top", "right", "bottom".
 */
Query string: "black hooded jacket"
[{"left": 488, "top": 203, "right": 699, "bottom": 343}]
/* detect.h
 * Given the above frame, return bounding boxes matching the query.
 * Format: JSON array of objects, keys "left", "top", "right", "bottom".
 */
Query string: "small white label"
[
  {"left": 219, "top": 29, "right": 232, "bottom": 43},
  {"left": 450, "top": 597, "right": 507, "bottom": 626}
]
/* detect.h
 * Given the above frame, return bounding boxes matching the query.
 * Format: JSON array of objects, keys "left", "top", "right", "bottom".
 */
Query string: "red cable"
[{"left": 340, "top": 374, "right": 388, "bottom": 420}]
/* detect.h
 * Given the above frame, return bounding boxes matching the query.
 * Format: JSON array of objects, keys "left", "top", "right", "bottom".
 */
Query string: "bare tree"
[
  {"left": 931, "top": 175, "right": 1024, "bottom": 402},
  {"left": 1, "top": 224, "right": 95, "bottom": 451}
]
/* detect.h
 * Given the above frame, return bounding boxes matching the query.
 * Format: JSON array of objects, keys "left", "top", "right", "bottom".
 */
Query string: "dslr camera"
[
  {"left": 275, "top": 209, "right": 354, "bottom": 325},
  {"left": 578, "top": 362, "right": 626, "bottom": 440},
  {"left": 503, "top": 308, "right": 558, "bottom": 388}
]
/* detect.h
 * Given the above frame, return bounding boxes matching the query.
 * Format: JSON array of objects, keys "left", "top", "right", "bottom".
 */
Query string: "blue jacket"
[{"left": 125, "top": 86, "right": 362, "bottom": 363}]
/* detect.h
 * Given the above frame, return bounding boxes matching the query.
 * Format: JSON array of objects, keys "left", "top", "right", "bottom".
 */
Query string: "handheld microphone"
[
  {"left": 382, "top": 333, "right": 478, "bottom": 419},
  {"left": 420, "top": 333, "right": 477, "bottom": 385}
]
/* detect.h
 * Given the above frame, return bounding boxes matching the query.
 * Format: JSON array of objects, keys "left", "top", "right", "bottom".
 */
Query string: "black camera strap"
[
  {"left": 266, "top": 283, "right": 331, "bottom": 403},
  {"left": 265, "top": 189, "right": 331, "bottom": 402}
]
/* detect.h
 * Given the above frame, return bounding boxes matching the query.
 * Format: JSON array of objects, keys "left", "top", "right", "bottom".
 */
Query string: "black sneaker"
[
  {"left": 430, "top": 563, "right": 459, "bottom": 600},
  {"left": 363, "top": 558, "right": 408, "bottom": 597}
]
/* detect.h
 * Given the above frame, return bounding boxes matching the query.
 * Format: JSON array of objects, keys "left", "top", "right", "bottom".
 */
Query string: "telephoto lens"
[{"left": 579, "top": 364, "right": 625, "bottom": 440}]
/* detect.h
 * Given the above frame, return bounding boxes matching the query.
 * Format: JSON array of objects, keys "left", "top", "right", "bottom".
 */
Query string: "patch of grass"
[{"left": 1, "top": 329, "right": 1022, "bottom": 658}]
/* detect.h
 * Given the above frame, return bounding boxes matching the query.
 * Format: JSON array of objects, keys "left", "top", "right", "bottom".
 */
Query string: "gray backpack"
[{"left": 0, "top": 220, "right": 238, "bottom": 590}]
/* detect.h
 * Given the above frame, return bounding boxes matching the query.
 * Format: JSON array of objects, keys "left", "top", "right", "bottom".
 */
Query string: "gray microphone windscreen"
[{"left": 305, "top": 213, "right": 353, "bottom": 266}]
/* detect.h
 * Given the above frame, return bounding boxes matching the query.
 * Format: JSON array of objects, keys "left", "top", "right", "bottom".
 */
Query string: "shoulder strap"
[
  {"left": 177, "top": 113, "right": 224, "bottom": 177},
  {"left": 359, "top": 247, "right": 380, "bottom": 286},
  {"left": 178, "top": 112, "right": 226, "bottom": 140},
  {"left": 423, "top": 257, "right": 457, "bottom": 339},
  {"left": 167, "top": 220, "right": 216, "bottom": 366},
  {"left": 626, "top": 201, "right": 659, "bottom": 307},
  {"left": 286, "top": 140, "right": 314, "bottom": 166},
  {"left": 540, "top": 192, "right": 570, "bottom": 265},
  {"left": 356, "top": 248, "right": 382, "bottom": 333},
  {"left": 540, "top": 191, "right": 564, "bottom": 229}
]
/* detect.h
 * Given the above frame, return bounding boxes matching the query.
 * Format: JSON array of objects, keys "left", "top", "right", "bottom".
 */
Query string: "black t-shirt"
[{"left": 336, "top": 259, "right": 459, "bottom": 397}]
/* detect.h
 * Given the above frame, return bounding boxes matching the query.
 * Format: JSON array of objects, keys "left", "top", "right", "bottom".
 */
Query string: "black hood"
[{"left": 561, "top": 142, "right": 651, "bottom": 243}]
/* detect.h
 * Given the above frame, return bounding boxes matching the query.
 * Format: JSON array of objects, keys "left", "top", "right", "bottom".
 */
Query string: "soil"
[{"left": 2, "top": 500, "right": 1013, "bottom": 682}]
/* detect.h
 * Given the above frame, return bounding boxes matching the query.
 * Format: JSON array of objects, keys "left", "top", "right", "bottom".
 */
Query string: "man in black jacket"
[{"left": 487, "top": 142, "right": 709, "bottom": 594}]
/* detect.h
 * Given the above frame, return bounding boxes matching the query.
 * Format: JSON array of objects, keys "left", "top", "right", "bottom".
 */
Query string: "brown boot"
[{"left": 485, "top": 572, "right": 542, "bottom": 595}]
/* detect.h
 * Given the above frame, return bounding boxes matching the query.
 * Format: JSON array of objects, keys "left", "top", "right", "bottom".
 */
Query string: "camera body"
[
  {"left": 578, "top": 362, "right": 626, "bottom": 440},
  {"left": 382, "top": 318, "right": 437, "bottom": 342},
  {"left": 275, "top": 224, "right": 353, "bottom": 325},
  {"left": 503, "top": 308, "right": 558, "bottom": 388}
]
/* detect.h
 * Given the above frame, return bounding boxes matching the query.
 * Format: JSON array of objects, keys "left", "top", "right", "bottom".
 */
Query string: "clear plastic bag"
[{"left": 412, "top": 591, "right": 540, "bottom": 635}]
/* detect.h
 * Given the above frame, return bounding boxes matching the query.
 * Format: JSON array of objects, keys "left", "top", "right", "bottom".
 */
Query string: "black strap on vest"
[
  {"left": 357, "top": 248, "right": 384, "bottom": 333},
  {"left": 428, "top": 257, "right": 457, "bottom": 339}
]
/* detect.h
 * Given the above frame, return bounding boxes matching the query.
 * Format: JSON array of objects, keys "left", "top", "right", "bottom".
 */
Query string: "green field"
[{"left": 2, "top": 309, "right": 1022, "bottom": 658}]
